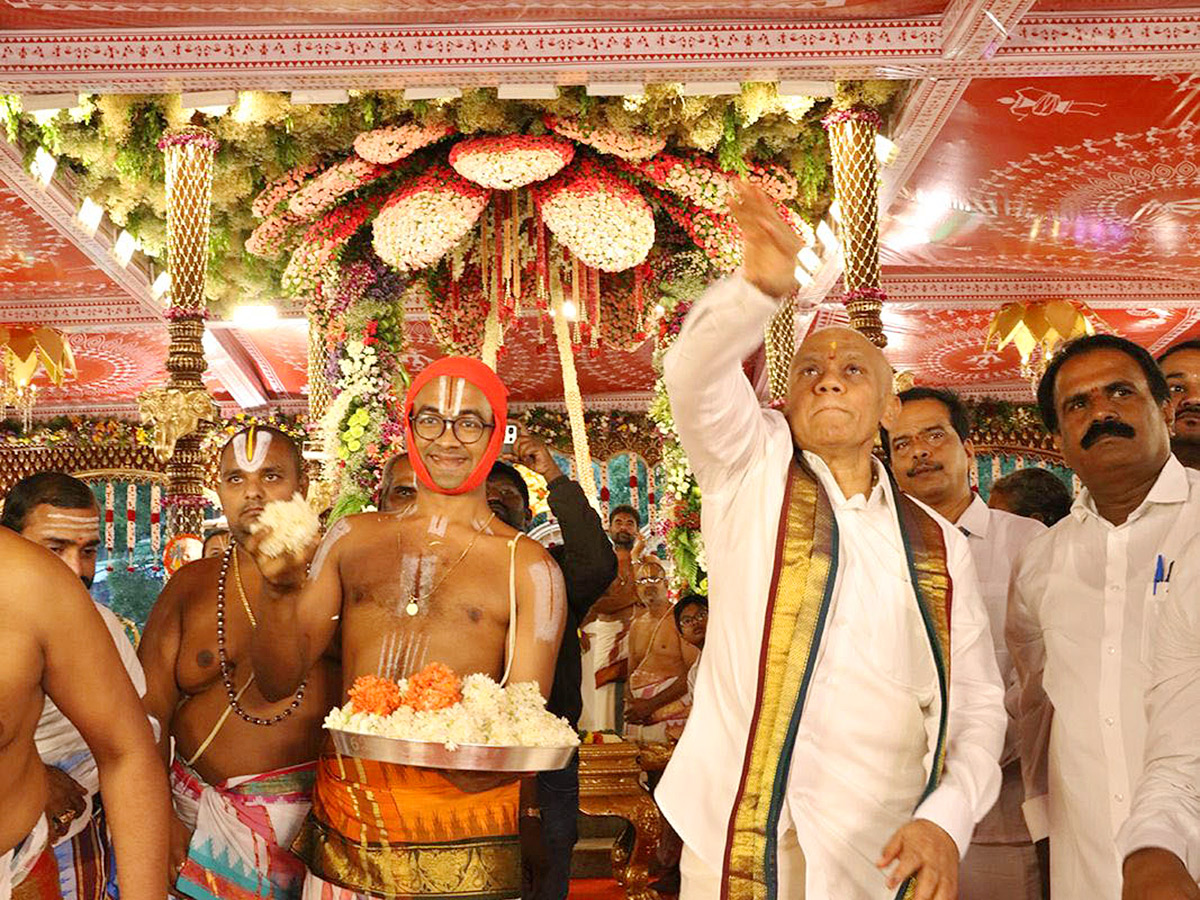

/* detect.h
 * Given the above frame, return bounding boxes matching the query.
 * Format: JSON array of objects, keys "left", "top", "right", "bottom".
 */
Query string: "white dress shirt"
[
  {"left": 656, "top": 274, "right": 1006, "bottom": 899},
  {"left": 1007, "top": 454, "right": 1200, "bottom": 899},
  {"left": 35, "top": 601, "right": 147, "bottom": 844},
  {"left": 1115, "top": 522, "right": 1200, "bottom": 882},
  {"left": 957, "top": 496, "right": 1047, "bottom": 844}
]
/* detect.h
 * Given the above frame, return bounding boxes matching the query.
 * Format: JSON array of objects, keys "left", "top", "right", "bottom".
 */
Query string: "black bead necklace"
[{"left": 216, "top": 543, "right": 307, "bottom": 726}]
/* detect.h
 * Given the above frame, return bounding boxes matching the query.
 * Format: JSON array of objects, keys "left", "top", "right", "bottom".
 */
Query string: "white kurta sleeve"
[
  {"left": 1005, "top": 550, "right": 1052, "bottom": 841},
  {"left": 1115, "top": 543, "right": 1200, "bottom": 877},
  {"left": 662, "top": 274, "right": 781, "bottom": 494},
  {"left": 913, "top": 531, "right": 1006, "bottom": 857}
]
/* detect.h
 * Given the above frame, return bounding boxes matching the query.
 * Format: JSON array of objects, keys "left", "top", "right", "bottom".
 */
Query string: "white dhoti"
[{"left": 579, "top": 619, "right": 624, "bottom": 732}]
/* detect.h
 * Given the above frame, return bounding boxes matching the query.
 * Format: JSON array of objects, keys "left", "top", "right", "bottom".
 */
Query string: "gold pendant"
[{"left": 406, "top": 601, "right": 419, "bottom": 616}]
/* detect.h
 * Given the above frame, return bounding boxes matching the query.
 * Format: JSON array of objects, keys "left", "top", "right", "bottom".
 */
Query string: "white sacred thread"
[
  {"left": 307, "top": 518, "right": 350, "bottom": 583},
  {"left": 232, "top": 431, "right": 272, "bottom": 472}
]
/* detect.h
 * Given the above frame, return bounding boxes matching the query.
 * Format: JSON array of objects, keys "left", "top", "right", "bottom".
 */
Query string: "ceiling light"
[
  {"left": 151, "top": 271, "right": 171, "bottom": 300},
  {"left": 403, "top": 86, "right": 462, "bottom": 101},
  {"left": 875, "top": 134, "right": 899, "bottom": 166},
  {"left": 181, "top": 90, "right": 237, "bottom": 117},
  {"left": 798, "top": 247, "right": 822, "bottom": 273},
  {"left": 76, "top": 197, "right": 104, "bottom": 235},
  {"left": 587, "top": 82, "right": 645, "bottom": 97},
  {"left": 497, "top": 84, "right": 559, "bottom": 100},
  {"left": 113, "top": 230, "right": 138, "bottom": 267},
  {"left": 290, "top": 89, "right": 350, "bottom": 105},
  {"left": 561, "top": 300, "right": 579, "bottom": 321},
  {"left": 681, "top": 82, "right": 741, "bottom": 97},
  {"left": 20, "top": 92, "right": 81, "bottom": 123},
  {"left": 816, "top": 220, "right": 838, "bottom": 254},
  {"left": 777, "top": 80, "right": 834, "bottom": 98},
  {"left": 232, "top": 304, "right": 280, "bottom": 328},
  {"left": 29, "top": 147, "right": 57, "bottom": 186}
]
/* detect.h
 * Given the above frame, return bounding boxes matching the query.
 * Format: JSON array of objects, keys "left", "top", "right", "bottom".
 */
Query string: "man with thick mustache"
[
  {"left": 1007, "top": 333, "right": 1200, "bottom": 899},
  {"left": 887, "top": 388, "right": 1047, "bottom": 900},
  {"left": 1158, "top": 338, "right": 1200, "bottom": 470},
  {"left": 657, "top": 182, "right": 1005, "bottom": 900}
]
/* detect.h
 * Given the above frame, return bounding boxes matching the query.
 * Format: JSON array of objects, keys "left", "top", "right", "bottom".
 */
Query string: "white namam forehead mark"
[
  {"left": 308, "top": 517, "right": 350, "bottom": 583},
  {"left": 529, "top": 559, "right": 566, "bottom": 644},
  {"left": 429, "top": 375, "right": 468, "bottom": 417},
  {"left": 39, "top": 511, "right": 99, "bottom": 538},
  {"left": 427, "top": 515, "right": 448, "bottom": 538},
  {"left": 232, "top": 430, "right": 272, "bottom": 472}
]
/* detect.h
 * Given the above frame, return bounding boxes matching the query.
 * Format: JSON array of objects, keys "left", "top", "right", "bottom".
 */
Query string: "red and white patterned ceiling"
[{"left": 3, "top": 1, "right": 1200, "bottom": 415}]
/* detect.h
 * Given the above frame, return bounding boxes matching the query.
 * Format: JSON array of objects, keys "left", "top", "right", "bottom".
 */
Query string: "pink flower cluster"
[
  {"left": 531, "top": 158, "right": 654, "bottom": 272},
  {"left": 281, "top": 196, "right": 384, "bottom": 297},
  {"left": 288, "top": 155, "right": 392, "bottom": 219},
  {"left": 245, "top": 211, "right": 302, "bottom": 259},
  {"left": 448, "top": 134, "right": 575, "bottom": 190},
  {"left": 747, "top": 161, "right": 799, "bottom": 202},
  {"left": 631, "top": 153, "right": 732, "bottom": 213},
  {"left": 372, "top": 166, "right": 492, "bottom": 273},
  {"left": 251, "top": 163, "right": 321, "bottom": 218},
  {"left": 157, "top": 132, "right": 220, "bottom": 153},
  {"left": 544, "top": 115, "right": 666, "bottom": 162},
  {"left": 354, "top": 122, "right": 456, "bottom": 164},
  {"left": 646, "top": 183, "right": 742, "bottom": 273}
]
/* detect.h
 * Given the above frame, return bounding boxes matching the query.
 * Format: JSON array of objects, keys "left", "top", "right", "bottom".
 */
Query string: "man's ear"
[{"left": 878, "top": 393, "right": 902, "bottom": 432}]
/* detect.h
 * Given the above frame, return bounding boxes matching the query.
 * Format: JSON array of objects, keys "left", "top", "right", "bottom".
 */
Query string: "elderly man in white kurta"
[
  {"left": 655, "top": 183, "right": 1006, "bottom": 900},
  {"left": 1007, "top": 333, "right": 1200, "bottom": 900}
]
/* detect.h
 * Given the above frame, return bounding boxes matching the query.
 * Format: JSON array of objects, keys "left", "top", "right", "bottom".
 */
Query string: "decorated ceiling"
[{"left": 1, "top": 1, "right": 1199, "bottom": 417}]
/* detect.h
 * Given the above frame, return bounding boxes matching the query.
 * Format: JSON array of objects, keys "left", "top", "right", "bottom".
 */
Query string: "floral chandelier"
[
  {"left": 0, "top": 325, "right": 77, "bottom": 428},
  {"left": 984, "top": 299, "right": 1099, "bottom": 385},
  {"left": 247, "top": 117, "right": 816, "bottom": 503}
]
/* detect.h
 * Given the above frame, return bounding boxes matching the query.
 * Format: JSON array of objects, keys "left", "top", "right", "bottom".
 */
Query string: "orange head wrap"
[{"left": 402, "top": 357, "right": 509, "bottom": 496}]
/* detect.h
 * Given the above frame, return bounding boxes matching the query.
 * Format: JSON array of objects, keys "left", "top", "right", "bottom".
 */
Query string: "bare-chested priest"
[
  {"left": 0, "top": 526, "right": 169, "bottom": 900},
  {"left": 625, "top": 558, "right": 698, "bottom": 742},
  {"left": 139, "top": 426, "right": 342, "bottom": 900},
  {"left": 245, "top": 356, "right": 566, "bottom": 900}
]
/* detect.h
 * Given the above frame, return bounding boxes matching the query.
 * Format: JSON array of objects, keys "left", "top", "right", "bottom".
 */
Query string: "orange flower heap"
[
  {"left": 347, "top": 674, "right": 404, "bottom": 715},
  {"left": 401, "top": 662, "right": 463, "bottom": 712}
]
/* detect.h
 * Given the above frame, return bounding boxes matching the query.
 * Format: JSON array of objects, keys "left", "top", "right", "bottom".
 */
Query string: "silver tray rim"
[{"left": 327, "top": 727, "right": 578, "bottom": 772}]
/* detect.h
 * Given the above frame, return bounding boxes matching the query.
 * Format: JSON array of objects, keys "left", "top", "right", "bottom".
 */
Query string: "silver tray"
[{"left": 328, "top": 727, "right": 577, "bottom": 772}]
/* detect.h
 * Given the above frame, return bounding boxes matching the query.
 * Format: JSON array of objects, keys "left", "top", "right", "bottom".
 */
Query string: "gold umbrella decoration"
[
  {"left": 984, "top": 299, "right": 1098, "bottom": 385},
  {"left": 0, "top": 325, "right": 77, "bottom": 428}
]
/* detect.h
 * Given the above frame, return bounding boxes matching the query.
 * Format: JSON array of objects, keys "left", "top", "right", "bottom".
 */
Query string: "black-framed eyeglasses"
[
  {"left": 410, "top": 411, "right": 495, "bottom": 445},
  {"left": 679, "top": 610, "right": 708, "bottom": 627},
  {"left": 635, "top": 576, "right": 666, "bottom": 585}
]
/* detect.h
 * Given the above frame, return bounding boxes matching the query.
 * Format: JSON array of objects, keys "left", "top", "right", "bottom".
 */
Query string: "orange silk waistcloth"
[{"left": 293, "top": 754, "right": 520, "bottom": 899}]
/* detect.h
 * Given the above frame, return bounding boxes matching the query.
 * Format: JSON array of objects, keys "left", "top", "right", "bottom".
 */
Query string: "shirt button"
[
  {"left": 1108, "top": 645, "right": 1116, "bottom": 654},
  {"left": 1115, "top": 793, "right": 1125, "bottom": 803},
  {"left": 1108, "top": 584, "right": 1119, "bottom": 592},
  {"left": 1105, "top": 717, "right": 1114, "bottom": 726}
]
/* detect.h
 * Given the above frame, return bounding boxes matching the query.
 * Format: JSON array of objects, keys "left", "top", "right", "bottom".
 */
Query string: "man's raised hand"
[
  {"left": 242, "top": 528, "right": 316, "bottom": 593},
  {"left": 729, "top": 179, "right": 804, "bottom": 300},
  {"left": 877, "top": 818, "right": 960, "bottom": 900}
]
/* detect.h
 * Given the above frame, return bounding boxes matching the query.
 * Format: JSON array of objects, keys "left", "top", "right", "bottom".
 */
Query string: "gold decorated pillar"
[
  {"left": 139, "top": 125, "right": 218, "bottom": 538},
  {"left": 823, "top": 108, "right": 887, "bottom": 348},
  {"left": 307, "top": 318, "right": 332, "bottom": 423}
]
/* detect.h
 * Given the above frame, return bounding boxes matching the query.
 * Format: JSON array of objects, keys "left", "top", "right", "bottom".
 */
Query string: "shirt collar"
[
  {"left": 957, "top": 493, "right": 992, "bottom": 538},
  {"left": 801, "top": 450, "right": 889, "bottom": 512},
  {"left": 1072, "top": 454, "right": 1190, "bottom": 524}
]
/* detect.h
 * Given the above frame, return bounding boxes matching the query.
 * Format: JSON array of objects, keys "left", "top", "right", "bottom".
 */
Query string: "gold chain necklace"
[
  {"left": 231, "top": 546, "right": 258, "bottom": 628},
  {"left": 406, "top": 513, "right": 495, "bottom": 617}
]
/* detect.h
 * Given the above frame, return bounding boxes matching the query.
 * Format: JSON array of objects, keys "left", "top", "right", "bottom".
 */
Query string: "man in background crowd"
[
  {"left": 625, "top": 558, "right": 697, "bottom": 743},
  {"left": 485, "top": 433, "right": 615, "bottom": 900},
  {"left": 674, "top": 595, "right": 708, "bottom": 707},
  {"left": 201, "top": 529, "right": 230, "bottom": 559},
  {"left": 378, "top": 453, "right": 418, "bottom": 513},
  {"left": 988, "top": 468, "right": 1074, "bottom": 527},
  {"left": 1008, "top": 334, "right": 1200, "bottom": 899},
  {"left": 1158, "top": 338, "right": 1200, "bottom": 470},
  {"left": 3, "top": 472, "right": 151, "bottom": 900},
  {"left": 887, "top": 389, "right": 1048, "bottom": 900},
  {"left": 579, "top": 504, "right": 643, "bottom": 731}
]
